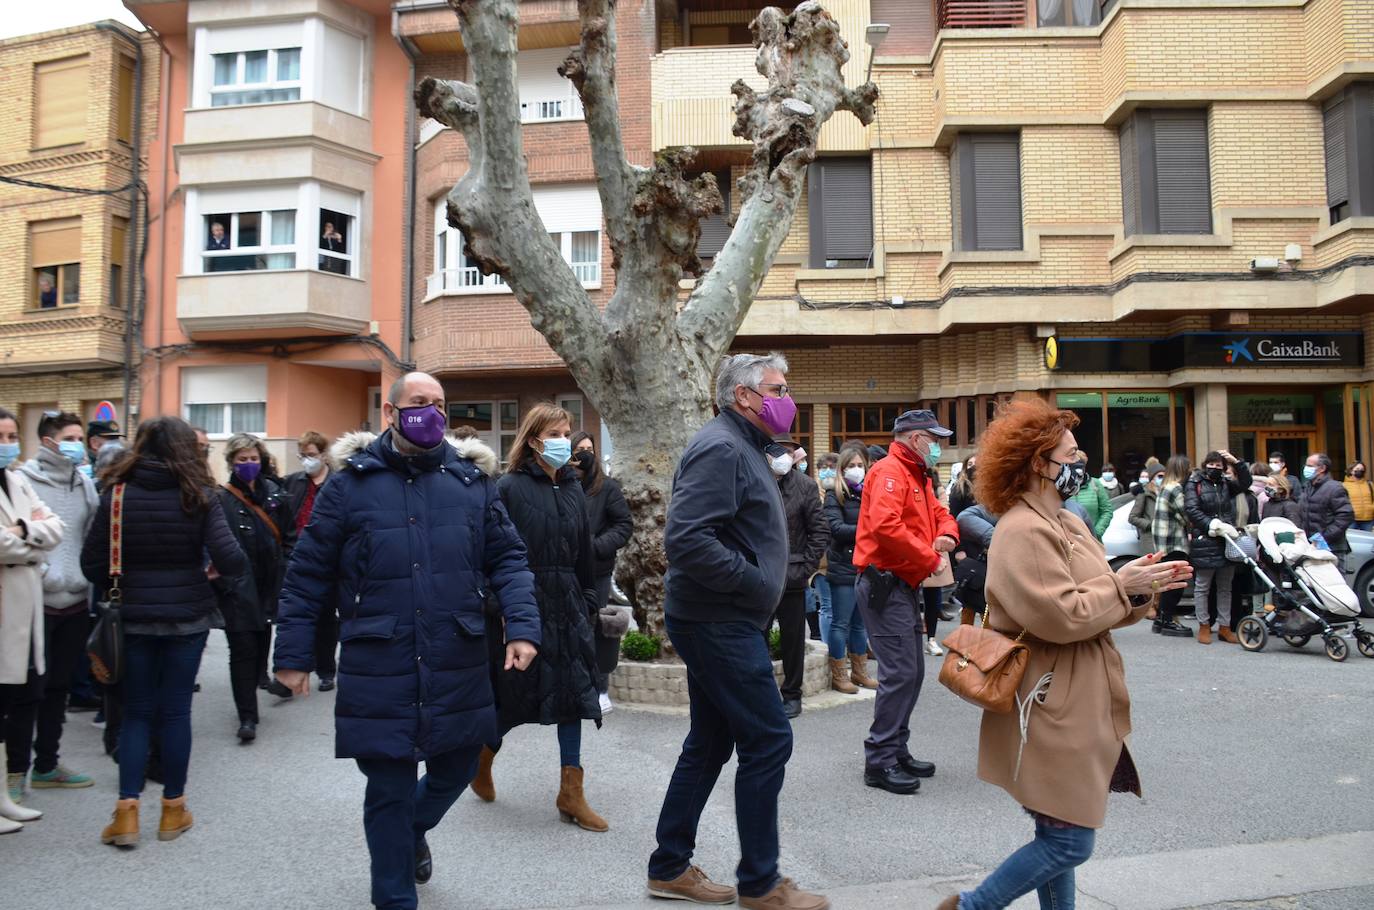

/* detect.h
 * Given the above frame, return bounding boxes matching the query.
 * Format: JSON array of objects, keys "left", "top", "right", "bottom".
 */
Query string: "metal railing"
[
  {"left": 936, "top": 0, "right": 1028, "bottom": 29},
  {"left": 519, "top": 94, "right": 584, "bottom": 123},
  {"left": 426, "top": 261, "right": 599, "bottom": 296}
]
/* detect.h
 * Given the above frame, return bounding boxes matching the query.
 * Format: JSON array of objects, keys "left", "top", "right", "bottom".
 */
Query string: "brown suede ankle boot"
[
  {"left": 158, "top": 796, "right": 193, "bottom": 841},
  {"left": 829, "top": 658, "right": 859, "bottom": 694},
  {"left": 960, "top": 607, "right": 975, "bottom": 626},
  {"left": 101, "top": 798, "right": 139, "bottom": 847},
  {"left": 1218, "top": 626, "right": 1238, "bottom": 644},
  {"left": 471, "top": 745, "right": 495, "bottom": 802},
  {"left": 556, "top": 765, "right": 608, "bottom": 832},
  {"left": 848, "top": 651, "right": 878, "bottom": 690},
  {"left": 1198, "top": 624, "right": 1212, "bottom": 644}
]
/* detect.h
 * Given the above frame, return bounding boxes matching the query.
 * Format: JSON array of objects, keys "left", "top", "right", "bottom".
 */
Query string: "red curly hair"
[{"left": 974, "top": 398, "right": 1080, "bottom": 515}]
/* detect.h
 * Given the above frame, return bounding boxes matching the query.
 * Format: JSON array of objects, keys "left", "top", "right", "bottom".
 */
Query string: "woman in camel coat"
[{"left": 939, "top": 400, "right": 1190, "bottom": 910}]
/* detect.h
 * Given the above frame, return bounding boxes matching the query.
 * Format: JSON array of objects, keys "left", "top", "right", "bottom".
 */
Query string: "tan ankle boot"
[
  {"left": 471, "top": 745, "right": 495, "bottom": 802},
  {"left": 158, "top": 796, "right": 193, "bottom": 841},
  {"left": 1198, "top": 624, "right": 1212, "bottom": 644},
  {"left": 960, "top": 607, "right": 975, "bottom": 626},
  {"left": 1218, "top": 626, "right": 1238, "bottom": 644},
  {"left": 828, "top": 657, "right": 858, "bottom": 694},
  {"left": 848, "top": 651, "right": 878, "bottom": 690},
  {"left": 101, "top": 798, "right": 139, "bottom": 847},
  {"left": 555, "top": 765, "right": 608, "bottom": 832}
]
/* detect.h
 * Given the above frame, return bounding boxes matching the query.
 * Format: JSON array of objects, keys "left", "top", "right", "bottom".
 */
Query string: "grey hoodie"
[{"left": 20, "top": 447, "right": 99, "bottom": 612}]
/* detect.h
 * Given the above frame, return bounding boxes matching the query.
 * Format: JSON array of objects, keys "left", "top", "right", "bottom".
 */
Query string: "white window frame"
[
  {"left": 447, "top": 399, "right": 519, "bottom": 465},
  {"left": 209, "top": 47, "right": 302, "bottom": 108},
  {"left": 185, "top": 182, "right": 363, "bottom": 279},
  {"left": 557, "top": 395, "right": 584, "bottom": 433},
  {"left": 517, "top": 47, "right": 584, "bottom": 124},
  {"left": 182, "top": 366, "right": 268, "bottom": 440},
  {"left": 200, "top": 209, "right": 298, "bottom": 272}
]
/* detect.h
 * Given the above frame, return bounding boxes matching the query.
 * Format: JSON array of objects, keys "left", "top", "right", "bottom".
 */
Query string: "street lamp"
[{"left": 864, "top": 23, "right": 889, "bottom": 83}]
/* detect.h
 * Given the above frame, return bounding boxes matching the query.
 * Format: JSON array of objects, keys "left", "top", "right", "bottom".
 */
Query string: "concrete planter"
[{"left": 609, "top": 640, "right": 831, "bottom": 707}]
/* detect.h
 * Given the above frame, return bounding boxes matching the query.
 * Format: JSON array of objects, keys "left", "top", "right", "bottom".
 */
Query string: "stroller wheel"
[
  {"left": 1324, "top": 635, "right": 1349, "bottom": 662},
  {"left": 1282, "top": 633, "right": 1310, "bottom": 649},
  {"left": 1237, "top": 616, "right": 1268, "bottom": 652},
  {"left": 1356, "top": 632, "right": 1374, "bottom": 659}
]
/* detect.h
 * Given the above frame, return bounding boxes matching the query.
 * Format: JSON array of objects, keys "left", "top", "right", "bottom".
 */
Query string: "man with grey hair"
[
  {"left": 1301, "top": 451, "right": 1354, "bottom": 568},
  {"left": 646, "top": 353, "right": 828, "bottom": 910}
]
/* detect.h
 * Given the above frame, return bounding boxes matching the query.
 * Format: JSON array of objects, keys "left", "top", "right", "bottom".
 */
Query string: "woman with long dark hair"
[
  {"left": 82, "top": 417, "right": 246, "bottom": 847},
  {"left": 822, "top": 442, "right": 878, "bottom": 693},
  {"left": 471, "top": 404, "right": 605, "bottom": 831},
  {"left": 570, "top": 430, "right": 632, "bottom": 715}
]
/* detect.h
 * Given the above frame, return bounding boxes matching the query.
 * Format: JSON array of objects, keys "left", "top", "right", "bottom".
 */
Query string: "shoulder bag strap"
[
  {"left": 222, "top": 483, "right": 283, "bottom": 546},
  {"left": 108, "top": 483, "right": 126, "bottom": 597}
]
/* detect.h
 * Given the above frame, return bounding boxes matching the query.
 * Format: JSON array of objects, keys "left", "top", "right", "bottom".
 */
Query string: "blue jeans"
[
  {"left": 558, "top": 721, "right": 581, "bottom": 767},
  {"left": 648, "top": 617, "right": 793, "bottom": 898},
  {"left": 813, "top": 576, "right": 833, "bottom": 642},
  {"left": 960, "top": 818, "right": 1096, "bottom": 910},
  {"left": 826, "top": 581, "right": 868, "bottom": 660},
  {"left": 117, "top": 632, "right": 208, "bottom": 800},
  {"left": 356, "top": 745, "right": 483, "bottom": 910}
]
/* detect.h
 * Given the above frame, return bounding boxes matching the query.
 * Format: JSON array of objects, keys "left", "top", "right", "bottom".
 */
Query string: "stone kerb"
[{"left": 609, "top": 640, "right": 830, "bottom": 707}]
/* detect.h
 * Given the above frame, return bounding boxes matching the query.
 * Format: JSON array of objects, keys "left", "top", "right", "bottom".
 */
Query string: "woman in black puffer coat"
[
  {"left": 570, "top": 431, "right": 633, "bottom": 702},
  {"left": 822, "top": 442, "right": 877, "bottom": 693},
  {"left": 1183, "top": 450, "right": 1251, "bottom": 644},
  {"left": 82, "top": 417, "right": 246, "bottom": 846},
  {"left": 479, "top": 403, "right": 605, "bottom": 833},
  {"left": 214, "top": 433, "right": 294, "bottom": 743}
]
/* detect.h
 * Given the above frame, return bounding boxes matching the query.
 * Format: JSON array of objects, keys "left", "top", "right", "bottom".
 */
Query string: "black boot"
[
  {"left": 237, "top": 721, "right": 257, "bottom": 743},
  {"left": 864, "top": 765, "right": 920, "bottom": 795},
  {"left": 415, "top": 837, "right": 433, "bottom": 884},
  {"left": 1153, "top": 618, "right": 1193, "bottom": 638}
]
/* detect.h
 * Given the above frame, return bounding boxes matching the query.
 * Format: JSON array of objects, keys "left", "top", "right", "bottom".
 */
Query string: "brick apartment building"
[
  {"left": 0, "top": 21, "right": 157, "bottom": 457},
  {"left": 402, "top": 0, "right": 1374, "bottom": 476}
]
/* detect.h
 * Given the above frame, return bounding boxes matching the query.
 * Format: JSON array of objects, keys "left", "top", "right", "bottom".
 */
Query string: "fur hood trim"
[
  {"left": 327, "top": 430, "right": 500, "bottom": 479},
  {"left": 451, "top": 436, "right": 499, "bottom": 478},
  {"left": 329, "top": 431, "right": 377, "bottom": 471}
]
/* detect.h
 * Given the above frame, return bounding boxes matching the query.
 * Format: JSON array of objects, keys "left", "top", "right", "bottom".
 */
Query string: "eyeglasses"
[{"left": 751, "top": 383, "right": 790, "bottom": 398}]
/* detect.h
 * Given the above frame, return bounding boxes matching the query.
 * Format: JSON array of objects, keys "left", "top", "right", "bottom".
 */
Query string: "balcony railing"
[
  {"left": 519, "top": 94, "right": 584, "bottom": 124},
  {"left": 426, "top": 261, "right": 599, "bottom": 297},
  {"left": 937, "top": 0, "right": 1027, "bottom": 29}
]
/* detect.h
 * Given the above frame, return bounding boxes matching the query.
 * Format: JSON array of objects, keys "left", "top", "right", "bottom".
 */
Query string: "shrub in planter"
[
  {"left": 767, "top": 625, "right": 782, "bottom": 661},
  {"left": 621, "top": 630, "right": 662, "bottom": 662}
]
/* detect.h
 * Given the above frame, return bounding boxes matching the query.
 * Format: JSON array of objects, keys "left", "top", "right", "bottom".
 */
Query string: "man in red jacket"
[{"left": 853, "top": 409, "right": 958, "bottom": 795}]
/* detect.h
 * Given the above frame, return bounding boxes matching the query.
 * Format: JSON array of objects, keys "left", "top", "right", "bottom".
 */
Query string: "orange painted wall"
[{"left": 367, "top": 10, "right": 408, "bottom": 358}]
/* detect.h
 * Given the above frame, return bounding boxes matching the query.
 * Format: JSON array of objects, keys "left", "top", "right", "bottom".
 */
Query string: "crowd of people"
[{"left": 1, "top": 360, "right": 1369, "bottom": 910}]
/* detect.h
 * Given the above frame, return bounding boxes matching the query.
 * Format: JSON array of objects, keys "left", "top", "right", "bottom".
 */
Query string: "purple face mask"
[
  {"left": 396, "top": 404, "right": 447, "bottom": 449},
  {"left": 233, "top": 461, "right": 262, "bottom": 484},
  {"left": 756, "top": 393, "right": 798, "bottom": 435}
]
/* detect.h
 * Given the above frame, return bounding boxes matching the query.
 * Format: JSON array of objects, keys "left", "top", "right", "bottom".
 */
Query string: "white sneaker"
[
  {"left": 598, "top": 692, "right": 614, "bottom": 716},
  {"left": 925, "top": 640, "right": 944, "bottom": 657}
]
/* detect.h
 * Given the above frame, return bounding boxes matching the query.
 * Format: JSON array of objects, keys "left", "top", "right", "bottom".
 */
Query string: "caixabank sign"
[{"left": 1045, "top": 332, "right": 1364, "bottom": 372}]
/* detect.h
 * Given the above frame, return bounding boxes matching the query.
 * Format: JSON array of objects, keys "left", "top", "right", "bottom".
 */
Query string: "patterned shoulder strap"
[{"left": 108, "top": 483, "right": 126, "bottom": 594}]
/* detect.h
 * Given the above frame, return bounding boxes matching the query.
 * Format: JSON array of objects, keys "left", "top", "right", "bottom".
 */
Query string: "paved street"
[{"left": 8, "top": 620, "right": 1374, "bottom": 910}]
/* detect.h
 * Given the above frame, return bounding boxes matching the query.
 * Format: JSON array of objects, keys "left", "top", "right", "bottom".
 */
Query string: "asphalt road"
[{"left": 7, "top": 619, "right": 1374, "bottom": 909}]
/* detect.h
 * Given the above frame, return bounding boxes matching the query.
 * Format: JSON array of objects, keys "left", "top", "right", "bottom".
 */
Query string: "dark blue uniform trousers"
[{"left": 854, "top": 574, "right": 926, "bottom": 771}]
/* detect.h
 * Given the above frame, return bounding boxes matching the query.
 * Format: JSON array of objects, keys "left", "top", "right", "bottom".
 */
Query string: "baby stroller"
[{"left": 1229, "top": 518, "right": 1373, "bottom": 662}]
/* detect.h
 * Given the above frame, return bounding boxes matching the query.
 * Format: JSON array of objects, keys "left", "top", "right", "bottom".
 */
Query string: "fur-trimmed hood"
[{"left": 328, "top": 430, "right": 499, "bottom": 478}]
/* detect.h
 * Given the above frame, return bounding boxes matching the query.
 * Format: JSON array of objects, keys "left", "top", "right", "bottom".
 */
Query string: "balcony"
[
  {"left": 177, "top": 269, "right": 370, "bottom": 339},
  {"left": 937, "top": 0, "right": 1028, "bottom": 29},
  {"left": 425, "top": 261, "right": 600, "bottom": 298},
  {"left": 182, "top": 101, "right": 372, "bottom": 154},
  {"left": 520, "top": 93, "right": 584, "bottom": 123}
]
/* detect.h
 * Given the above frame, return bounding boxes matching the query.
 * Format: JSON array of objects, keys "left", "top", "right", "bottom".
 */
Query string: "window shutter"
[
  {"left": 820, "top": 158, "right": 873, "bottom": 260},
  {"left": 117, "top": 56, "right": 135, "bottom": 144},
  {"left": 1119, "top": 116, "right": 1141, "bottom": 236},
  {"left": 111, "top": 219, "right": 128, "bottom": 268},
  {"left": 1324, "top": 97, "right": 1349, "bottom": 210},
  {"left": 971, "top": 135, "right": 1022, "bottom": 251},
  {"left": 697, "top": 171, "right": 731, "bottom": 258},
  {"left": 1152, "top": 111, "right": 1212, "bottom": 234},
  {"left": 34, "top": 56, "right": 90, "bottom": 149},
  {"left": 31, "top": 219, "right": 82, "bottom": 266}
]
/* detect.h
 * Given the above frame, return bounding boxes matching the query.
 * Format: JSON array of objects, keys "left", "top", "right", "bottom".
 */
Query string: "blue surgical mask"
[
  {"left": 1101, "top": 471, "right": 1115, "bottom": 483},
  {"left": 818, "top": 468, "right": 836, "bottom": 485},
  {"left": 1302, "top": 465, "right": 1318, "bottom": 481},
  {"left": 539, "top": 437, "right": 572, "bottom": 470},
  {"left": 0, "top": 443, "right": 19, "bottom": 469},
  {"left": 795, "top": 461, "right": 808, "bottom": 474},
  {"left": 58, "top": 441, "right": 87, "bottom": 465}
]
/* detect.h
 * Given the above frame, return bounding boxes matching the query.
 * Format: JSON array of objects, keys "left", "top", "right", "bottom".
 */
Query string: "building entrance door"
[{"left": 1255, "top": 430, "right": 1318, "bottom": 471}]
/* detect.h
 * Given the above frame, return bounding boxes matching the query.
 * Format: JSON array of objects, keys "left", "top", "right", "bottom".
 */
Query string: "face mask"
[
  {"left": 818, "top": 468, "right": 836, "bottom": 486},
  {"left": 1269, "top": 461, "right": 1284, "bottom": 473},
  {"left": 769, "top": 453, "right": 794, "bottom": 476},
  {"left": 1266, "top": 486, "right": 1281, "bottom": 499},
  {"left": 1152, "top": 475, "right": 1164, "bottom": 487},
  {"left": 1302, "top": 466, "right": 1318, "bottom": 481},
  {"left": 843, "top": 466, "right": 865, "bottom": 487},
  {"left": 910, "top": 438, "right": 941, "bottom": 470},
  {"left": 754, "top": 393, "right": 798, "bottom": 435},
  {"left": 1138, "top": 474, "right": 1150, "bottom": 486},
  {"left": 538, "top": 437, "right": 572, "bottom": 470},
  {"left": 234, "top": 461, "right": 262, "bottom": 484},
  {"left": 58, "top": 440, "right": 87, "bottom": 465},
  {"left": 573, "top": 450, "right": 595, "bottom": 472},
  {"left": 301, "top": 456, "right": 324, "bottom": 476},
  {"left": 0, "top": 443, "right": 19, "bottom": 469},
  {"left": 964, "top": 466, "right": 975, "bottom": 482},
  {"left": 1354, "top": 469, "right": 1366, "bottom": 479},
  {"left": 395, "top": 404, "right": 447, "bottom": 449},
  {"left": 1101, "top": 472, "right": 1115, "bottom": 483},
  {"left": 1050, "top": 459, "right": 1087, "bottom": 500},
  {"left": 1205, "top": 467, "right": 1224, "bottom": 483}
]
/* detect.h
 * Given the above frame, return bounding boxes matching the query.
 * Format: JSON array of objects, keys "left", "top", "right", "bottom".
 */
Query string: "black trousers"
[
  {"left": 921, "top": 586, "right": 943, "bottom": 645},
  {"left": 772, "top": 589, "right": 808, "bottom": 701},
  {"left": 226, "top": 629, "right": 271, "bottom": 723},
  {"left": 4, "top": 610, "right": 91, "bottom": 775},
  {"left": 1157, "top": 550, "right": 1189, "bottom": 620},
  {"left": 315, "top": 607, "right": 339, "bottom": 679}
]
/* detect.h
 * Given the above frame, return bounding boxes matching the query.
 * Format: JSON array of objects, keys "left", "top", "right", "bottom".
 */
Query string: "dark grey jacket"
[
  {"left": 1300, "top": 475, "right": 1355, "bottom": 553},
  {"left": 664, "top": 409, "right": 787, "bottom": 629},
  {"left": 778, "top": 470, "right": 829, "bottom": 591}
]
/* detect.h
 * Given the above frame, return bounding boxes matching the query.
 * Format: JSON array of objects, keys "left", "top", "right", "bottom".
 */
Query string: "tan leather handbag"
[{"left": 938, "top": 610, "right": 1028, "bottom": 714}]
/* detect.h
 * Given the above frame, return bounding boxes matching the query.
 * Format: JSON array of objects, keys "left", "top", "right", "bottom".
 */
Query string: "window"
[
  {"left": 696, "top": 170, "right": 732, "bottom": 265},
  {"left": 448, "top": 400, "right": 519, "bottom": 464},
  {"left": 182, "top": 365, "right": 268, "bottom": 438},
  {"left": 30, "top": 218, "right": 81, "bottom": 309},
  {"left": 1038, "top": 0, "right": 1102, "bottom": 27},
  {"left": 33, "top": 56, "right": 89, "bottom": 149},
  {"left": 318, "top": 209, "right": 353, "bottom": 275},
  {"left": 210, "top": 47, "right": 302, "bottom": 107},
  {"left": 1324, "top": 84, "right": 1374, "bottom": 225},
  {"left": 808, "top": 157, "right": 873, "bottom": 268},
  {"left": 110, "top": 217, "right": 128, "bottom": 309},
  {"left": 202, "top": 210, "right": 296, "bottom": 272},
  {"left": 116, "top": 55, "right": 135, "bottom": 145},
  {"left": 830, "top": 404, "right": 916, "bottom": 452},
  {"left": 558, "top": 396, "right": 584, "bottom": 432},
  {"left": 951, "top": 133, "right": 1023, "bottom": 251},
  {"left": 1119, "top": 109, "right": 1213, "bottom": 236},
  {"left": 517, "top": 47, "right": 583, "bottom": 124},
  {"left": 688, "top": 23, "right": 753, "bottom": 46}
]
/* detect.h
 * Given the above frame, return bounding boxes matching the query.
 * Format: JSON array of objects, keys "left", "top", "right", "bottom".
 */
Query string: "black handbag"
[{"left": 86, "top": 484, "right": 127, "bottom": 685}]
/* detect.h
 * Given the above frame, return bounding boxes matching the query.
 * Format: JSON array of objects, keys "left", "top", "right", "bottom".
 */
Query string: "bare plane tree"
[{"left": 416, "top": 0, "right": 876, "bottom": 639}]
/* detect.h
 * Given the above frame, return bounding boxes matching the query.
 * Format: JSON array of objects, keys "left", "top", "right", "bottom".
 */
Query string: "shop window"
[
  {"left": 318, "top": 209, "right": 353, "bottom": 276},
  {"left": 808, "top": 157, "right": 873, "bottom": 268},
  {"left": 1105, "top": 391, "right": 1173, "bottom": 487},
  {"left": 1119, "top": 109, "right": 1213, "bottom": 236},
  {"left": 33, "top": 56, "right": 89, "bottom": 149},
  {"left": 1056, "top": 393, "right": 1104, "bottom": 472},
  {"left": 30, "top": 218, "right": 81, "bottom": 309},
  {"left": 110, "top": 217, "right": 128, "bottom": 309},
  {"left": 1323, "top": 84, "right": 1374, "bottom": 225},
  {"left": 203, "top": 210, "right": 296, "bottom": 272},
  {"left": 211, "top": 47, "right": 302, "bottom": 107},
  {"left": 951, "top": 133, "right": 1023, "bottom": 252}
]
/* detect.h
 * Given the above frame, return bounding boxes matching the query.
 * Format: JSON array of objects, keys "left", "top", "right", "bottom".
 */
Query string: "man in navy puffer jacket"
[{"left": 273, "top": 372, "right": 539, "bottom": 910}]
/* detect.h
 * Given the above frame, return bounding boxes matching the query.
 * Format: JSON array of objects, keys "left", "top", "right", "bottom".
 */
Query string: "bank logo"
[
  {"left": 1223, "top": 339, "right": 1253, "bottom": 364},
  {"left": 1044, "top": 336, "right": 1059, "bottom": 370}
]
